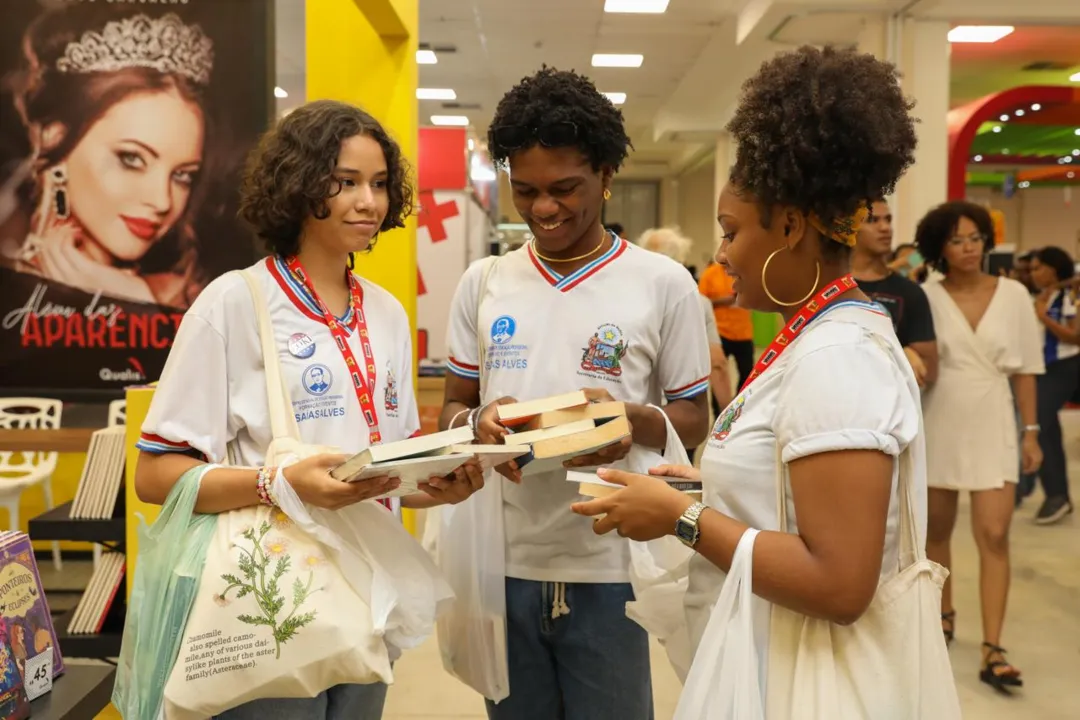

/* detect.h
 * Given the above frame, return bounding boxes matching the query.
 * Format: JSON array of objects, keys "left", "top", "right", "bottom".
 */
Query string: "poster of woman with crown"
[{"left": 0, "top": 0, "right": 272, "bottom": 397}]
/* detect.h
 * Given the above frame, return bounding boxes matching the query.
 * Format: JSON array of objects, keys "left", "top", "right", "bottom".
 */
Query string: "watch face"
[{"left": 675, "top": 519, "right": 696, "bottom": 544}]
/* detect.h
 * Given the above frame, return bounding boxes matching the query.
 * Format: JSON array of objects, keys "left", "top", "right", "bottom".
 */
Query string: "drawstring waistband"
[{"left": 551, "top": 582, "right": 571, "bottom": 619}]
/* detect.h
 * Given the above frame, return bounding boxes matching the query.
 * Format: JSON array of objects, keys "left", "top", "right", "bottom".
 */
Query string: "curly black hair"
[
  {"left": 914, "top": 201, "right": 993, "bottom": 274},
  {"left": 726, "top": 46, "right": 917, "bottom": 252},
  {"left": 487, "top": 67, "right": 632, "bottom": 171},
  {"left": 239, "top": 100, "right": 414, "bottom": 256},
  {"left": 1034, "top": 246, "right": 1075, "bottom": 281}
]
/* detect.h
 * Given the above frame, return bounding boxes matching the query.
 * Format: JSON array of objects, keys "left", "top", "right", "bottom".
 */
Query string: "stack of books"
[
  {"left": 329, "top": 391, "right": 635, "bottom": 495},
  {"left": 496, "top": 391, "right": 631, "bottom": 476},
  {"left": 70, "top": 426, "right": 126, "bottom": 519},
  {"left": 66, "top": 552, "right": 126, "bottom": 636}
]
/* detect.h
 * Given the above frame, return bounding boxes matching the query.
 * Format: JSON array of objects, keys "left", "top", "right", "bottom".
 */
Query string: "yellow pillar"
[
  {"left": 306, "top": 0, "right": 420, "bottom": 535},
  {"left": 124, "top": 385, "right": 158, "bottom": 599}
]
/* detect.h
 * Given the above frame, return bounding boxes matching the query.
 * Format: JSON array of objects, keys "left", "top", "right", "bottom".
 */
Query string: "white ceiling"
[{"left": 274, "top": 0, "right": 1080, "bottom": 179}]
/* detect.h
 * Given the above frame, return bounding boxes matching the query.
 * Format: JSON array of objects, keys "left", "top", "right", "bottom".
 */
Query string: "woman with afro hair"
[
  {"left": 440, "top": 67, "right": 711, "bottom": 719},
  {"left": 917, "top": 200, "right": 1044, "bottom": 693},
  {"left": 573, "top": 46, "right": 959, "bottom": 714}
]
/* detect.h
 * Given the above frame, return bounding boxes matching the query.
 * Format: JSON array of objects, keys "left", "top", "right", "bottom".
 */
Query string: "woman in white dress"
[
  {"left": 570, "top": 46, "right": 953, "bottom": 715},
  {"left": 916, "top": 200, "right": 1044, "bottom": 693}
]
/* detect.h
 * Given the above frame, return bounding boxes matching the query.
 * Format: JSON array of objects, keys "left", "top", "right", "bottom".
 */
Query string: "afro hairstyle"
[
  {"left": 1033, "top": 245, "right": 1075, "bottom": 282},
  {"left": 914, "top": 201, "right": 994, "bottom": 274},
  {"left": 726, "top": 45, "right": 917, "bottom": 250},
  {"left": 487, "top": 66, "right": 632, "bottom": 172}
]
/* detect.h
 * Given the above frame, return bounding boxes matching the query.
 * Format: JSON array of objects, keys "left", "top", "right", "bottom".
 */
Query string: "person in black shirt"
[{"left": 852, "top": 199, "right": 938, "bottom": 387}]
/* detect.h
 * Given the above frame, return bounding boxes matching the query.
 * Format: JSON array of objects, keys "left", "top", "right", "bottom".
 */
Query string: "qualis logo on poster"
[{"left": 99, "top": 357, "right": 146, "bottom": 383}]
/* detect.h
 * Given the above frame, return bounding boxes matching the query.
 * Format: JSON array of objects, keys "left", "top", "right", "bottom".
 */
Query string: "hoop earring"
[
  {"left": 347, "top": 253, "right": 356, "bottom": 270},
  {"left": 761, "top": 247, "right": 820, "bottom": 307},
  {"left": 50, "top": 165, "right": 69, "bottom": 220},
  {"left": 603, "top": 188, "right": 611, "bottom": 201}
]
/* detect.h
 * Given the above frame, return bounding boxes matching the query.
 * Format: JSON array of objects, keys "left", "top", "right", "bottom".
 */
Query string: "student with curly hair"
[
  {"left": 916, "top": 200, "right": 1043, "bottom": 693},
  {"left": 440, "top": 67, "right": 711, "bottom": 719},
  {"left": 571, "top": 46, "right": 958, "bottom": 713},
  {"left": 135, "top": 100, "right": 484, "bottom": 719}
]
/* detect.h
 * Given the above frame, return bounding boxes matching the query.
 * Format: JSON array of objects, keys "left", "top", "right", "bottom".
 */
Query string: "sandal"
[
  {"left": 980, "top": 642, "right": 1023, "bottom": 695},
  {"left": 941, "top": 610, "right": 955, "bottom": 647}
]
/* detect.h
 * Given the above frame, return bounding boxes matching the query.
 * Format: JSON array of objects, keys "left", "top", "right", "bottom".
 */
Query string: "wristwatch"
[{"left": 675, "top": 502, "right": 707, "bottom": 548}]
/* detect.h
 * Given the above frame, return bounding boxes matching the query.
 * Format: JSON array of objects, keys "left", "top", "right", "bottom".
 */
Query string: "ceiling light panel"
[
  {"left": 947, "top": 26, "right": 1014, "bottom": 43},
  {"left": 604, "top": 92, "right": 627, "bottom": 105},
  {"left": 417, "top": 49, "right": 437, "bottom": 64},
  {"left": 431, "top": 115, "right": 469, "bottom": 126},
  {"left": 604, "top": 0, "right": 669, "bottom": 13},
  {"left": 417, "top": 88, "right": 457, "bottom": 100},
  {"left": 592, "top": 54, "right": 644, "bottom": 68}
]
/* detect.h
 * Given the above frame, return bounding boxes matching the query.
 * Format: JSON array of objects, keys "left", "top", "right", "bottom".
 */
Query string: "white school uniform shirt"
[
  {"left": 446, "top": 236, "right": 711, "bottom": 583},
  {"left": 683, "top": 302, "right": 925, "bottom": 687},
  {"left": 1042, "top": 289, "right": 1079, "bottom": 364},
  {"left": 138, "top": 256, "right": 420, "bottom": 514}
]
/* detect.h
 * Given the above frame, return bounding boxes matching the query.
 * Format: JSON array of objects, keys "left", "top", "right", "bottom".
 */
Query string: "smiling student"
[
  {"left": 570, "top": 46, "right": 960, "bottom": 715},
  {"left": 135, "top": 100, "right": 483, "bottom": 719},
  {"left": 439, "top": 68, "right": 710, "bottom": 720}
]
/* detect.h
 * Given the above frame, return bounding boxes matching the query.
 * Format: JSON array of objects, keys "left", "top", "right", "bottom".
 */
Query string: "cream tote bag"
[
  {"left": 162, "top": 270, "right": 451, "bottom": 719},
  {"left": 764, "top": 331, "right": 962, "bottom": 719}
]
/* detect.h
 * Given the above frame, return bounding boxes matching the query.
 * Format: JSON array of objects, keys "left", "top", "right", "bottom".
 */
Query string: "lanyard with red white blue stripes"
[
  {"left": 740, "top": 274, "right": 857, "bottom": 392},
  {"left": 285, "top": 256, "right": 382, "bottom": 447}
]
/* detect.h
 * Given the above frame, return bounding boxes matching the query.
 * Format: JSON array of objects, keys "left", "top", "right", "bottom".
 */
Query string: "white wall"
[
  {"left": 675, "top": 157, "right": 718, "bottom": 270},
  {"left": 965, "top": 186, "right": 1080, "bottom": 256}
]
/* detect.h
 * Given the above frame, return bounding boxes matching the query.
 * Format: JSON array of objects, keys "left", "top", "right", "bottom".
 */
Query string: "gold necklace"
[{"left": 531, "top": 235, "right": 609, "bottom": 263}]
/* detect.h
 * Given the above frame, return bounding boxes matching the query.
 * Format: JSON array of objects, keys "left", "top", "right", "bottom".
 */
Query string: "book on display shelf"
[{"left": 0, "top": 532, "right": 65, "bottom": 682}]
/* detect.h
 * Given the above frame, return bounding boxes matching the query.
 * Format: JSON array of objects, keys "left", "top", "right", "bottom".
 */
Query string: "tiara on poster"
[{"left": 55, "top": 13, "right": 214, "bottom": 86}]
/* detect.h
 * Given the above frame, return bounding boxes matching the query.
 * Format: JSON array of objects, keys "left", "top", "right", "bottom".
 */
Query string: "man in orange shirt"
[{"left": 698, "top": 260, "right": 755, "bottom": 407}]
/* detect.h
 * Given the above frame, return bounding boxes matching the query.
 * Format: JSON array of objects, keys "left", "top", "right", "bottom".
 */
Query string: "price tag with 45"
[{"left": 23, "top": 647, "right": 53, "bottom": 701}]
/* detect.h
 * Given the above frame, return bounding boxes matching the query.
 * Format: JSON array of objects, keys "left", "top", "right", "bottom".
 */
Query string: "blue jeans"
[
  {"left": 212, "top": 683, "right": 387, "bottom": 720},
  {"left": 485, "top": 578, "right": 653, "bottom": 720}
]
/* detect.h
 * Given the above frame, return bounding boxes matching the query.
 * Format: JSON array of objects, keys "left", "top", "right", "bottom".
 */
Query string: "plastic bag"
[
  {"left": 673, "top": 528, "right": 763, "bottom": 720},
  {"left": 622, "top": 405, "right": 696, "bottom": 680},
  {"left": 435, "top": 474, "right": 509, "bottom": 701},
  {"left": 274, "top": 475, "right": 454, "bottom": 653},
  {"left": 112, "top": 464, "right": 219, "bottom": 720}
]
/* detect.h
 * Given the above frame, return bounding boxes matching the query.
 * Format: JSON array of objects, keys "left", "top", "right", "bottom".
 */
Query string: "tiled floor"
[{"left": 61, "top": 417, "right": 1080, "bottom": 719}]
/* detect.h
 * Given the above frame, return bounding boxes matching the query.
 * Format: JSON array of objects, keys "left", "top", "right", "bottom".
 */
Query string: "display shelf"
[
  {"left": 29, "top": 498, "right": 125, "bottom": 544},
  {"left": 55, "top": 595, "right": 126, "bottom": 660},
  {"left": 29, "top": 662, "right": 116, "bottom": 720}
]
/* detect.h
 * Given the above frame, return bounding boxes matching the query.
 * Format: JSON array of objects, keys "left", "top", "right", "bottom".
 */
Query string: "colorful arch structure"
[{"left": 947, "top": 85, "right": 1080, "bottom": 199}]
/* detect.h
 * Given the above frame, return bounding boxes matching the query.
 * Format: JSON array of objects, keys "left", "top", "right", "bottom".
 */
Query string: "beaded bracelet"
[
  {"left": 469, "top": 400, "right": 496, "bottom": 438},
  {"left": 256, "top": 465, "right": 277, "bottom": 506}
]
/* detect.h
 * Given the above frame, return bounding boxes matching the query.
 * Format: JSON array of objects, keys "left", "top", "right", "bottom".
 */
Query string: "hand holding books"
[
  {"left": 416, "top": 458, "right": 486, "bottom": 505},
  {"left": 571, "top": 465, "right": 700, "bottom": 541},
  {"left": 476, "top": 397, "right": 523, "bottom": 482},
  {"left": 284, "top": 453, "right": 400, "bottom": 509},
  {"left": 562, "top": 388, "right": 633, "bottom": 469}
]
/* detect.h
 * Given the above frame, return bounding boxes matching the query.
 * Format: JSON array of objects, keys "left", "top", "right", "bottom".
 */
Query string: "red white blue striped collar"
[{"left": 526, "top": 233, "right": 628, "bottom": 292}]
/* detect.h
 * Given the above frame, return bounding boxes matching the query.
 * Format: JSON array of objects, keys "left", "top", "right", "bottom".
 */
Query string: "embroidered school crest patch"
[
  {"left": 580, "top": 323, "right": 628, "bottom": 377},
  {"left": 711, "top": 395, "right": 746, "bottom": 442},
  {"left": 384, "top": 363, "right": 399, "bottom": 414}
]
